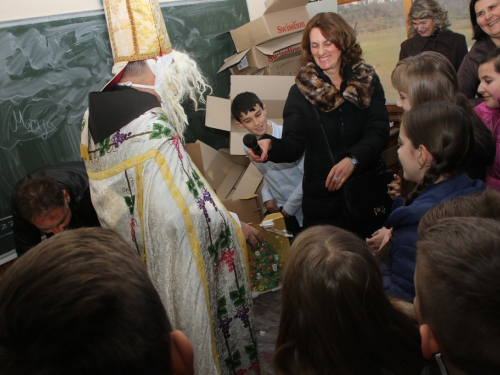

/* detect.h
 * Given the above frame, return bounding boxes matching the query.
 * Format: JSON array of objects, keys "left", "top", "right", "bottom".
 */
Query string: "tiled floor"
[{"left": 253, "top": 289, "right": 281, "bottom": 375}]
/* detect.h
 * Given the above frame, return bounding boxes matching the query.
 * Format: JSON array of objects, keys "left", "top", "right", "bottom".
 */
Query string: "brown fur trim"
[{"left": 295, "top": 60, "right": 377, "bottom": 112}]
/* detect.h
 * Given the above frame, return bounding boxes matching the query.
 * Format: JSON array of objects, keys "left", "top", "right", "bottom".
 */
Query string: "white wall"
[
  {"left": 0, "top": 0, "right": 103, "bottom": 22},
  {"left": 0, "top": 0, "right": 337, "bottom": 23},
  {"left": 247, "top": 0, "right": 338, "bottom": 21},
  {"left": 0, "top": 0, "right": 219, "bottom": 22}
]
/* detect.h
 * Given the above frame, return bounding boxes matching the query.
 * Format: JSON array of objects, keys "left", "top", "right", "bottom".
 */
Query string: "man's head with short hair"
[
  {"left": 0, "top": 227, "right": 194, "bottom": 375},
  {"left": 415, "top": 217, "right": 500, "bottom": 374},
  {"left": 13, "top": 176, "right": 72, "bottom": 234},
  {"left": 231, "top": 92, "right": 268, "bottom": 138}
]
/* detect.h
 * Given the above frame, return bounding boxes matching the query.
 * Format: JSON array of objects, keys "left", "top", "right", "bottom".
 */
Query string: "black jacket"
[
  {"left": 266, "top": 64, "right": 390, "bottom": 227},
  {"left": 399, "top": 29, "right": 468, "bottom": 72},
  {"left": 11, "top": 161, "right": 100, "bottom": 256}
]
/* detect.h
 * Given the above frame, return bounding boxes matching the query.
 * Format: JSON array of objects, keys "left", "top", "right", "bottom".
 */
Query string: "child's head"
[
  {"left": 478, "top": 47, "right": 500, "bottom": 109},
  {"left": 392, "top": 51, "right": 458, "bottom": 112},
  {"left": 415, "top": 217, "right": 500, "bottom": 374},
  {"left": 274, "top": 225, "right": 424, "bottom": 375},
  {"left": 0, "top": 227, "right": 194, "bottom": 375},
  {"left": 399, "top": 101, "right": 473, "bottom": 203},
  {"left": 231, "top": 92, "right": 268, "bottom": 138},
  {"left": 419, "top": 189, "right": 500, "bottom": 235}
]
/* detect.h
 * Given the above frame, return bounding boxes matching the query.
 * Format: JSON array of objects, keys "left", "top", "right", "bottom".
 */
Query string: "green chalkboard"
[{"left": 0, "top": 0, "right": 249, "bottom": 257}]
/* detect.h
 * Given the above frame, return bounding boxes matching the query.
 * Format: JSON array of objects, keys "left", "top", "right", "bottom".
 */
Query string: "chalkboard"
[{"left": 0, "top": 0, "right": 249, "bottom": 258}]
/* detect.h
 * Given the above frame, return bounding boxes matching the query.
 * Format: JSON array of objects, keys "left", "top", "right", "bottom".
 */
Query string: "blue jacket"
[{"left": 383, "top": 173, "right": 485, "bottom": 302}]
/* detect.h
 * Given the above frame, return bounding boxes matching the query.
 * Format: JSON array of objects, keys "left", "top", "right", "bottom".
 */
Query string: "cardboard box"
[
  {"left": 185, "top": 141, "right": 265, "bottom": 225},
  {"left": 222, "top": 195, "right": 264, "bottom": 224},
  {"left": 219, "top": 32, "right": 302, "bottom": 75},
  {"left": 184, "top": 140, "right": 263, "bottom": 201},
  {"left": 253, "top": 54, "right": 302, "bottom": 76},
  {"left": 230, "top": 0, "right": 310, "bottom": 53},
  {"left": 205, "top": 75, "right": 296, "bottom": 155}
]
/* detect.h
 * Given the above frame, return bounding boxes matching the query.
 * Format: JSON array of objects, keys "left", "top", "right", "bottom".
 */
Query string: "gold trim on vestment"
[
  {"left": 86, "top": 149, "right": 221, "bottom": 373},
  {"left": 80, "top": 144, "right": 89, "bottom": 161},
  {"left": 125, "top": 0, "right": 139, "bottom": 56},
  {"left": 154, "top": 152, "right": 221, "bottom": 373}
]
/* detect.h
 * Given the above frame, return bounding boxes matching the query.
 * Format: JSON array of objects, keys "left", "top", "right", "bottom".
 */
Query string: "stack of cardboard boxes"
[
  {"left": 186, "top": 1, "right": 312, "bottom": 226},
  {"left": 219, "top": 0, "right": 310, "bottom": 76}
]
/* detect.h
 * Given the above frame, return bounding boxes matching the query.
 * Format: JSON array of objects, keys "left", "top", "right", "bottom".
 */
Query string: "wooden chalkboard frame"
[{"left": 0, "top": 0, "right": 249, "bottom": 260}]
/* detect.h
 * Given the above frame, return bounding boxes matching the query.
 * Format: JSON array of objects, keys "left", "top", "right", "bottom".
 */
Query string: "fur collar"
[{"left": 295, "top": 60, "right": 378, "bottom": 112}]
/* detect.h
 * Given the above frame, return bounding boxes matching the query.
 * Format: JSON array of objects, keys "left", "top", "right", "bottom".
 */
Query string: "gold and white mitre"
[{"left": 103, "top": 0, "right": 172, "bottom": 76}]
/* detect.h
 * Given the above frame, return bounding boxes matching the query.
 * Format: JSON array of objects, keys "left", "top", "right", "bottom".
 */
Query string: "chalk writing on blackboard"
[{"left": 0, "top": 0, "right": 249, "bottom": 256}]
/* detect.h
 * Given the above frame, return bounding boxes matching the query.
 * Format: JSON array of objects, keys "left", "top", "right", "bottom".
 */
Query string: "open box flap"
[{"left": 264, "top": 0, "right": 309, "bottom": 14}]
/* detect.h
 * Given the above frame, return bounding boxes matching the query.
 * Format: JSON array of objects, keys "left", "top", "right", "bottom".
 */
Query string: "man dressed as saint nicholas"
[{"left": 80, "top": 0, "right": 262, "bottom": 373}]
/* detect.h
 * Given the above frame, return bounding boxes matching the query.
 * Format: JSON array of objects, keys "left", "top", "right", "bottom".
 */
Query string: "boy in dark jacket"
[{"left": 11, "top": 161, "right": 100, "bottom": 256}]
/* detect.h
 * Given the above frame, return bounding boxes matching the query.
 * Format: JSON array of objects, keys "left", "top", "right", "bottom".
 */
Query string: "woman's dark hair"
[
  {"left": 273, "top": 225, "right": 425, "bottom": 375},
  {"left": 301, "top": 12, "right": 362, "bottom": 77},
  {"left": 403, "top": 101, "right": 474, "bottom": 205},
  {"left": 470, "top": 0, "right": 489, "bottom": 41}
]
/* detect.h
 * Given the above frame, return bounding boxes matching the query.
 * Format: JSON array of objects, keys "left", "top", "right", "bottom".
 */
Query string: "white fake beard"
[{"left": 152, "top": 51, "right": 211, "bottom": 141}]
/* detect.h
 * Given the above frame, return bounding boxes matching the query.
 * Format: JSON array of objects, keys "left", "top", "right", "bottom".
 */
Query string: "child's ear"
[
  {"left": 418, "top": 144, "right": 433, "bottom": 169},
  {"left": 420, "top": 324, "right": 441, "bottom": 359},
  {"left": 170, "top": 330, "right": 194, "bottom": 375},
  {"left": 235, "top": 121, "right": 245, "bottom": 130}
]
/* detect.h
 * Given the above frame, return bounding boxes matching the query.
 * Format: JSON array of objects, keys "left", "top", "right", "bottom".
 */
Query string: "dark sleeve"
[
  {"left": 77, "top": 188, "right": 101, "bottom": 228},
  {"left": 399, "top": 40, "right": 409, "bottom": 61},
  {"left": 454, "top": 33, "right": 469, "bottom": 72},
  {"left": 383, "top": 225, "right": 418, "bottom": 302},
  {"left": 458, "top": 50, "right": 480, "bottom": 99},
  {"left": 266, "top": 85, "right": 309, "bottom": 163},
  {"left": 345, "top": 80, "right": 390, "bottom": 173},
  {"left": 11, "top": 198, "right": 42, "bottom": 257}
]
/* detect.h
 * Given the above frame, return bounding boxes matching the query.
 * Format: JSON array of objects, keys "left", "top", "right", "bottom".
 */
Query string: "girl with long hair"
[
  {"left": 274, "top": 225, "right": 426, "bottom": 375},
  {"left": 379, "top": 102, "right": 485, "bottom": 302},
  {"left": 391, "top": 51, "right": 495, "bottom": 183}
]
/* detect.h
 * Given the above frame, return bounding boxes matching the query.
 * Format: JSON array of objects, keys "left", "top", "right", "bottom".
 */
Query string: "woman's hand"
[
  {"left": 247, "top": 139, "right": 271, "bottom": 163},
  {"left": 387, "top": 174, "right": 402, "bottom": 200},
  {"left": 325, "top": 157, "right": 355, "bottom": 192},
  {"left": 366, "top": 226, "right": 391, "bottom": 254}
]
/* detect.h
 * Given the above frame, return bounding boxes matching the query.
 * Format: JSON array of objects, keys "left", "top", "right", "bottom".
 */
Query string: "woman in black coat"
[
  {"left": 399, "top": 0, "right": 468, "bottom": 72},
  {"left": 249, "top": 12, "right": 390, "bottom": 238}
]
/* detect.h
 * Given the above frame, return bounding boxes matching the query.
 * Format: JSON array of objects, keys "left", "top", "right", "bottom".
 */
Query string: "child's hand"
[
  {"left": 379, "top": 227, "right": 393, "bottom": 251},
  {"left": 265, "top": 199, "right": 279, "bottom": 213},
  {"left": 366, "top": 227, "right": 391, "bottom": 255},
  {"left": 387, "top": 174, "right": 402, "bottom": 200}
]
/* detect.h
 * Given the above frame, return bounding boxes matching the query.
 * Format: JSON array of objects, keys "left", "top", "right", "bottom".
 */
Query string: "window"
[{"left": 338, "top": 0, "right": 472, "bottom": 104}]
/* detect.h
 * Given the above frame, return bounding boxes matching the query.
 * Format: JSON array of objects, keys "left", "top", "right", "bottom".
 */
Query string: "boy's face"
[{"left": 236, "top": 104, "right": 268, "bottom": 138}]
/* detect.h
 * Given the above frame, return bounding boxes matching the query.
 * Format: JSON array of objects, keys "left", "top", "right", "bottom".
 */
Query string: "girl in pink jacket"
[{"left": 475, "top": 48, "right": 500, "bottom": 191}]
